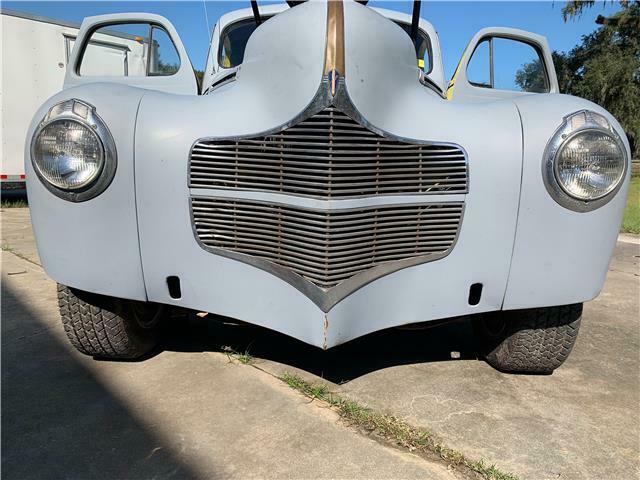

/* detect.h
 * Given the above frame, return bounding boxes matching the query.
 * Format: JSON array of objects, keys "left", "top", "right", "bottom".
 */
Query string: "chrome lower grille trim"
[
  {"left": 191, "top": 197, "right": 463, "bottom": 289},
  {"left": 189, "top": 107, "right": 468, "bottom": 199}
]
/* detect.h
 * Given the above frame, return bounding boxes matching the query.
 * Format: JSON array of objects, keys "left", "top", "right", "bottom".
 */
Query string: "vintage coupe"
[{"left": 26, "top": 0, "right": 630, "bottom": 373}]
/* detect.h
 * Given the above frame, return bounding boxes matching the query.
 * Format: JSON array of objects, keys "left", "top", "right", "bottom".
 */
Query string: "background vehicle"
[{"left": 1, "top": 9, "right": 151, "bottom": 193}]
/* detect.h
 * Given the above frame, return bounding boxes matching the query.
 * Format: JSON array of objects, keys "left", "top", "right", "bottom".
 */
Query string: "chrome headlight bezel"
[
  {"left": 543, "top": 110, "right": 628, "bottom": 213},
  {"left": 30, "top": 99, "right": 117, "bottom": 202}
]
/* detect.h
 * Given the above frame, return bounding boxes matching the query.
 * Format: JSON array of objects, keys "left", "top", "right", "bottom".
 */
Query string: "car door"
[
  {"left": 446, "top": 27, "right": 558, "bottom": 102},
  {"left": 64, "top": 13, "right": 198, "bottom": 95}
]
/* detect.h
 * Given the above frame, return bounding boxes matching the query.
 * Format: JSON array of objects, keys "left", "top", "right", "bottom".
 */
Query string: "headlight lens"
[
  {"left": 555, "top": 129, "right": 626, "bottom": 200},
  {"left": 32, "top": 119, "right": 104, "bottom": 190},
  {"left": 31, "top": 99, "right": 117, "bottom": 202},
  {"left": 544, "top": 110, "right": 627, "bottom": 212}
]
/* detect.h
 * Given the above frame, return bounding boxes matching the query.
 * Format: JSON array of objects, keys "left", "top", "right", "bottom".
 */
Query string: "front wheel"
[
  {"left": 58, "top": 284, "right": 164, "bottom": 360},
  {"left": 474, "top": 304, "right": 582, "bottom": 374}
]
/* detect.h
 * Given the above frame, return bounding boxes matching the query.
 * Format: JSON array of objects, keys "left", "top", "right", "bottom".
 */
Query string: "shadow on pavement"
[
  {"left": 0, "top": 190, "right": 28, "bottom": 203},
  {"left": 160, "top": 312, "right": 480, "bottom": 384},
  {"left": 1, "top": 281, "right": 201, "bottom": 480}
]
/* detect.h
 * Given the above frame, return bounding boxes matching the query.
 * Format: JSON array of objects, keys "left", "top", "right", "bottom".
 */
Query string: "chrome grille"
[
  {"left": 192, "top": 197, "right": 463, "bottom": 289},
  {"left": 189, "top": 107, "right": 467, "bottom": 198}
]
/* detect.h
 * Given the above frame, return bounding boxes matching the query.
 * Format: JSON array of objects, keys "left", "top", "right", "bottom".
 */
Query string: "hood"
[{"left": 137, "top": 0, "right": 519, "bottom": 150}]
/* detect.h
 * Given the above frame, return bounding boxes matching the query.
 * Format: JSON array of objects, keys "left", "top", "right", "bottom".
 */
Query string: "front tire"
[
  {"left": 58, "top": 284, "right": 164, "bottom": 359},
  {"left": 474, "top": 304, "right": 582, "bottom": 374}
]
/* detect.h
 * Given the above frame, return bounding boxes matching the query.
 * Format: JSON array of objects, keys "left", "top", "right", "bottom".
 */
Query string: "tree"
[
  {"left": 561, "top": 0, "right": 633, "bottom": 22},
  {"left": 514, "top": 58, "right": 548, "bottom": 93},
  {"left": 195, "top": 69, "right": 205, "bottom": 85},
  {"left": 555, "top": 1, "right": 640, "bottom": 156}
]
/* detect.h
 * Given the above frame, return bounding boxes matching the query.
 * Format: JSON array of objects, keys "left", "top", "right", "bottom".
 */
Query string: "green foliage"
[
  {"left": 155, "top": 60, "right": 180, "bottom": 75},
  {"left": 622, "top": 175, "right": 640, "bottom": 233},
  {"left": 1, "top": 199, "right": 28, "bottom": 208},
  {"left": 555, "top": 1, "right": 640, "bottom": 156},
  {"left": 195, "top": 69, "right": 205, "bottom": 85},
  {"left": 221, "top": 345, "right": 254, "bottom": 364},
  {"left": 514, "top": 58, "right": 549, "bottom": 93},
  {"left": 561, "top": 0, "right": 632, "bottom": 21}
]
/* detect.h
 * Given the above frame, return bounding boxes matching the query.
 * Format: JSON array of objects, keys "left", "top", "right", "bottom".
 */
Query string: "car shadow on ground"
[
  {"left": 159, "top": 312, "right": 481, "bottom": 384},
  {"left": 1, "top": 282, "right": 202, "bottom": 480}
]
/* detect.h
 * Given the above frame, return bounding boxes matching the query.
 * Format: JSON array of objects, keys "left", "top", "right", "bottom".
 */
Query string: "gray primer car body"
[{"left": 25, "top": 1, "right": 630, "bottom": 349}]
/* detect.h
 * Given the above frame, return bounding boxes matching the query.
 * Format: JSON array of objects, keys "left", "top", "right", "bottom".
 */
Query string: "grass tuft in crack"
[
  {"left": 221, "top": 346, "right": 255, "bottom": 365},
  {"left": 281, "top": 372, "right": 518, "bottom": 480}
]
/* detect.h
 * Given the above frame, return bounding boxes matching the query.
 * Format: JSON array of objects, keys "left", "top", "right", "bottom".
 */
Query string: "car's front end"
[{"left": 25, "top": 1, "right": 630, "bottom": 372}]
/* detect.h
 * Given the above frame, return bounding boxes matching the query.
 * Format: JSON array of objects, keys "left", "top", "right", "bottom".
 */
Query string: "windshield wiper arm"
[
  {"left": 251, "top": 0, "right": 261, "bottom": 25},
  {"left": 410, "top": 0, "right": 422, "bottom": 56}
]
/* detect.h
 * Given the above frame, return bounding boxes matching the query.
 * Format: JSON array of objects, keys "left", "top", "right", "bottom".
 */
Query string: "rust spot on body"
[{"left": 323, "top": 315, "right": 329, "bottom": 350}]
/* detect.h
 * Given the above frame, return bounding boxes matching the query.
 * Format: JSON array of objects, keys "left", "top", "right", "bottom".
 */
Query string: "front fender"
[
  {"left": 25, "top": 83, "right": 148, "bottom": 301},
  {"left": 503, "top": 93, "right": 631, "bottom": 309}
]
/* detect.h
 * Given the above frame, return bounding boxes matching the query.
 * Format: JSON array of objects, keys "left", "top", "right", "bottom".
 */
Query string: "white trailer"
[{"left": 1, "top": 9, "right": 148, "bottom": 191}]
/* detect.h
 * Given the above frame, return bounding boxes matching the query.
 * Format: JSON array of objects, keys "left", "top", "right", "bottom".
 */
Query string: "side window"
[
  {"left": 149, "top": 26, "right": 180, "bottom": 75},
  {"left": 219, "top": 19, "right": 261, "bottom": 69},
  {"left": 466, "top": 37, "right": 549, "bottom": 93},
  {"left": 467, "top": 40, "right": 490, "bottom": 87},
  {"left": 79, "top": 23, "right": 180, "bottom": 77}
]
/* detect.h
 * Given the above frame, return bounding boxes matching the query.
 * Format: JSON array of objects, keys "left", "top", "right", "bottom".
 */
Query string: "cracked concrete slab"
[
  {"left": 1, "top": 208, "right": 459, "bottom": 480},
  {"left": 3, "top": 207, "right": 638, "bottom": 480},
  {"left": 1, "top": 207, "right": 40, "bottom": 265}
]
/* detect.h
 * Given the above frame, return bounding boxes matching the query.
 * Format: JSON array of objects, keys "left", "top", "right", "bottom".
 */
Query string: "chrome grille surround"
[
  {"left": 188, "top": 78, "right": 468, "bottom": 312},
  {"left": 192, "top": 197, "right": 464, "bottom": 290},
  {"left": 189, "top": 107, "right": 468, "bottom": 198}
]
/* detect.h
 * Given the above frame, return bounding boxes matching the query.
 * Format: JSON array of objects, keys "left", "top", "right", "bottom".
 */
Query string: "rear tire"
[
  {"left": 58, "top": 284, "right": 164, "bottom": 360},
  {"left": 474, "top": 304, "right": 582, "bottom": 374}
]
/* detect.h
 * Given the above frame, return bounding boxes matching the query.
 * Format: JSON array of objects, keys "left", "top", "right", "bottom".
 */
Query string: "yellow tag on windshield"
[{"left": 418, "top": 58, "right": 425, "bottom": 69}]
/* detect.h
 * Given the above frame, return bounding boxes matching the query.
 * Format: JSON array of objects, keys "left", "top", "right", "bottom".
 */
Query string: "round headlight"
[
  {"left": 32, "top": 119, "right": 104, "bottom": 190},
  {"left": 555, "top": 129, "right": 625, "bottom": 201},
  {"left": 31, "top": 99, "right": 117, "bottom": 202},
  {"left": 544, "top": 110, "right": 627, "bottom": 212}
]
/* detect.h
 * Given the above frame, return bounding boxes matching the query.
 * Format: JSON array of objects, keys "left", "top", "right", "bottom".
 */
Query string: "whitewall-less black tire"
[
  {"left": 474, "top": 304, "right": 582, "bottom": 374},
  {"left": 58, "top": 284, "right": 163, "bottom": 359}
]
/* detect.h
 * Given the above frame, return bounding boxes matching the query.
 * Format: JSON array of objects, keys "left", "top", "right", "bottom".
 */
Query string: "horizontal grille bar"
[
  {"left": 189, "top": 107, "right": 468, "bottom": 199},
  {"left": 192, "top": 197, "right": 463, "bottom": 289}
]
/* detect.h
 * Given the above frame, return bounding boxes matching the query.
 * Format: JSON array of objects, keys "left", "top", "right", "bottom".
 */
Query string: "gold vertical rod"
[{"left": 324, "top": 0, "right": 345, "bottom": 95}]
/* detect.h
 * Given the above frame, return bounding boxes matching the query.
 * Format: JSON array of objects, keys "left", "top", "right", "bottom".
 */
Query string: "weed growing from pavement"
[
  {"left": 281, "top": 372, "right": 519, "bottom": 480},
  {"left": 235, "top": 350, "right": 254, "bottom": 365},
  {"left": 221, "top": 346, "right": 255, "bottom": 365}
]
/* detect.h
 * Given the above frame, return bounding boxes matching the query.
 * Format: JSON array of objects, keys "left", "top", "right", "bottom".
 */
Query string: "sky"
[{"left": 2, "top": 0, "right": 621, "bottom": 78}]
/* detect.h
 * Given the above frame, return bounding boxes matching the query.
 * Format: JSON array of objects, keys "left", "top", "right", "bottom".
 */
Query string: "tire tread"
[
  {"left": 479, "top": 304, "right": 582, "bottom": 374},
  {"left": 57, "top": 284, "right": 156, "bottom": 359}
]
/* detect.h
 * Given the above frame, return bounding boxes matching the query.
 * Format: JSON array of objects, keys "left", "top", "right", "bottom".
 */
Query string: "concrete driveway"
[{"left": 2, "top": 207, "right": 639, "bottom": 480}]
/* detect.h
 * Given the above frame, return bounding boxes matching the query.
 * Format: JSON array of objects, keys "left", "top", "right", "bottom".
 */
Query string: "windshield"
[
  {"left": 218, "top": 17, "right": 432, "bottom": 73},
  {"left": 219, "top": 18, "right": 270, "bottom": 68}
]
